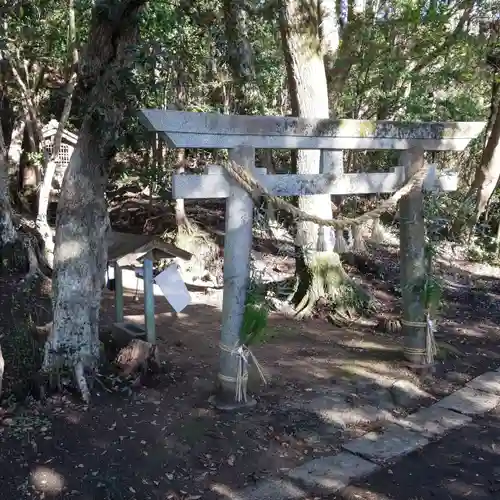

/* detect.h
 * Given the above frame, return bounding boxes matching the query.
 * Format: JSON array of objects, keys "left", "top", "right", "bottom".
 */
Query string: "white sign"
[{"left": 154, "top": 264, "right": 191, "bottom": 313}]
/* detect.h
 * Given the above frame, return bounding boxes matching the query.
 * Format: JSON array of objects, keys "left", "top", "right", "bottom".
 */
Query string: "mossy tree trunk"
[
  {"left": 43, "top": 0, "right": 148, "bottom": 403},
  {"left": 279, "top": 0, "right": 351, "bottom": 317}
]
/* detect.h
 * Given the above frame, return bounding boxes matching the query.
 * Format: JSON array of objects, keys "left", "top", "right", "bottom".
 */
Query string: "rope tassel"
[
  {"left": 402, "top": 316, "right": 437, "bottom": 365},
  {"left": 219, "top": 342, "right": 267, "bottom": 403},
  {"left": 425, "top": 314, "right": 437, "bottom": 364}
]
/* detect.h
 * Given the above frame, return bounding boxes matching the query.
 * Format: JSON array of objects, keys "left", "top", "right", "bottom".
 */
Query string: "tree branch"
[
  {"left": 50, "top": 0, "right": 79, "bottom": 162},
  {"left": 413, "top": 0, "right": 476, "bottom": 74},
  {"left": 9, "top": 60, "right": 43, "bottom": 147}
]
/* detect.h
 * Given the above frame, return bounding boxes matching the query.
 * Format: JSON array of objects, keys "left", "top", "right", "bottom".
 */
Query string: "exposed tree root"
[
  {"left": 174, "top": 221, "right": 221, "bottom": 284},
  {"left": 74, "top": 361, "right": 90, "bottom": 404},
  {"left": 293, "top": 250, "right": 371, "bottom": 321}
]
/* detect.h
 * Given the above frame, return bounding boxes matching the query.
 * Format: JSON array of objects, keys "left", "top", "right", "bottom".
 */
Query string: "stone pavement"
[
  {"left": 334, "top": 403, "right": 500, "bottom": 499},
  {"left": 232, "top": 369, "right": 500, "bottom": 499}
]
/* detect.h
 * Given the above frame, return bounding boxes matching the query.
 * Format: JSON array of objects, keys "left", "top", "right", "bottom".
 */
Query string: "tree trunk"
[
  {"left": 472, "top": 107, "right": 500, "bottom": 229},
  {"left": 279, "top": 0, "right": 350, "bottom": 317},
  {"left": 44, "top": 137, "right": 109, "bottom": 401},
  {"left": 43, "top": 0, "right": 148, "bottom": 403},
  {"left": 451, "top": 24, "right": 499, "bottom": 238},
  {"left": 36, "top": 0, "right": 79, "bottom": 267},
  {"left": 0, "top": 120, "right": 18, "bottom": 249},
  {"left": 452, "top": 76, "right": 500, "bottom": 238},
  {"left": 8, "top": 119, "right": 25, "bottom": 176},
  {"left": 223, "top": 0, "right": 258, "bottom": 114},
  {"left": 0, "top": 153, "right": 17, "bottom": 247},
  {"left": 174, "top": 155, "right": 191, "bottom": 229}
]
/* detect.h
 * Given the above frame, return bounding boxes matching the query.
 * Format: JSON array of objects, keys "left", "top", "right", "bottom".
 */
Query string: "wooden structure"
[
  {"left": 41, "top": 119, "right": 78, "bottom": 195},
  {"left": 20, "top": 120, "right": 78, "bottom": 191},
  {"left": 139, "top": 109, "right": 484, "bottom": 407},
  {"left": 107, "top": 231, "right": 192, "bottom": 344}
]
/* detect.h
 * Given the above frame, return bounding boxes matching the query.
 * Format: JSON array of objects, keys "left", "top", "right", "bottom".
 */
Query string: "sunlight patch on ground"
[
  {"left": 444, "top": 323, "right": 486, "bottom": 338},
  {"left": 277, "top": 355, "right": 413, "bottom": 383},
  {"left": 346, "top": 485, "right": 392, "bottom": 499},
  {"left": 337, "top": 339, "right": 400, "bottom": 352},
  {"left": 210, "top": 483, "right": 245, "bottom": 499},
  {"left": 337, "top": 361, "right": 407, "bottom": 385},
  {"left": 446, "top": 479, "right": 488, "bottom": 498},
  {"left": 277, "top": 358, "right": 338, "bottom": 379},
  {"left": 30, "top": 466, "right": 65, "bottom": 495}
]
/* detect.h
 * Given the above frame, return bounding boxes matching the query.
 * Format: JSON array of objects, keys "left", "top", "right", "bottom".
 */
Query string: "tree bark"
[
  {"left": 43, "top": 0, "right": 148, "bottom": 403},
  {"left": 223, "top": 0, "right": 258, "bottom": 114},
  {"left": 279, "top": 0, "right": 349, "bottom": 317},
  {"left": 472, "top": 104, "right": 500, "bottom": 228},
  {"left": 452, "top": 73, "right": 500, "bottom": 237},
  {"left": 174, "top": 157, "right": 191, "bottom": 229},
  {"left": 36, "top": 0, "right": 79, "bottom": 267},
  {"left": 0, "top": 119, "right": 17, "bottom": 247}
]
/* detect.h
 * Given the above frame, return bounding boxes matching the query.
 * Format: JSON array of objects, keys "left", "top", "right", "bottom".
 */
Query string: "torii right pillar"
[{"left": 399, "top": 147, "right": 429, "bottom": 369}]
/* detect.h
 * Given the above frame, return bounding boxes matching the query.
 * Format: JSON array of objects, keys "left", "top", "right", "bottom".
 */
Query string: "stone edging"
[{"left": 230, "top": 368, "right": 500, "bottom": 500}]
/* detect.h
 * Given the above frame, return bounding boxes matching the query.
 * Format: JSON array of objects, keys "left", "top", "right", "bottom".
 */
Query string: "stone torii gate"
[{"left": 139, "top": 110, "right": 483, "bottom": 408}]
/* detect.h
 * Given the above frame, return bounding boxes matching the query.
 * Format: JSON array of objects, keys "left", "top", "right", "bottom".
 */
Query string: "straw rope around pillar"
[
  {"left": 218, "top": 342, "right": 267, "bottom": 403},
  {"left": 401, "top": 315, "right": 437, "bottom": 366}
]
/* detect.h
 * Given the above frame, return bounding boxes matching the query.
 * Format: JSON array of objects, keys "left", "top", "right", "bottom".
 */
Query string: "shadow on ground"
[
  {"left": 2, "top": 242, "right": 500, "bottom": 499},
  {"left": 332, "top": 406, "right": 500, "bottom": 500}
]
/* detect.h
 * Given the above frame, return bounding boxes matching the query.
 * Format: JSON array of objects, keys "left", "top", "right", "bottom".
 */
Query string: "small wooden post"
[
  {"left": 216, "top": 146, "right": 256, "bottom": 408},
  {"left": 114, "top": 262, "right": 124, "bottom": 323},
  {"left": 143, "top": 251, "right": 156, "bottom": 344},
  {"left": 400, "top": 147, "right": 427, "bottom": 367}
]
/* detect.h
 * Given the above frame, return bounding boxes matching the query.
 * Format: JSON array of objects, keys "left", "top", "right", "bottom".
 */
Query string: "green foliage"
[
  {"left": 2, "top": 0, "right": 494, "bottom": 236},
  {"left": 240, "top": 280, "right": 271, "bottom": 347},
  {"left": 419, "top": 273, "right": 443, "bottom": 316}
]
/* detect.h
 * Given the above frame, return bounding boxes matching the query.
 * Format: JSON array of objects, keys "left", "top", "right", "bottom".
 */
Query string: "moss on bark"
[{"left": 293, "top": 250, "right": 370, "bottom": 320}]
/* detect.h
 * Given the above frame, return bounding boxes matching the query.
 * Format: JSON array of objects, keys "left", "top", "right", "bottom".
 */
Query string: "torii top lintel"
[{"left": 139, "top": 110, "right": 484, "bottom": 151}]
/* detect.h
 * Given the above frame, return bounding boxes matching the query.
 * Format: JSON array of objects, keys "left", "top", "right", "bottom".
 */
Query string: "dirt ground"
[{"left": 1, "top": 240, "right": 500, "bottom": 500}]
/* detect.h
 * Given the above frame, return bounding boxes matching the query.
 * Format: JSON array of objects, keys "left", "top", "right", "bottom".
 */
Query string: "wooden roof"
[
  {"left": 108, "top": 231, "right": 192, "bottom": 267},
  {"left": 42, "top": 119, "right": 78, "bottom": 145}
]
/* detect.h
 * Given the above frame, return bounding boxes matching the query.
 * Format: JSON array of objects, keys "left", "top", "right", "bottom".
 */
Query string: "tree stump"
[{"left": 114, "top": 339, "right": 160, "bottom": 377}]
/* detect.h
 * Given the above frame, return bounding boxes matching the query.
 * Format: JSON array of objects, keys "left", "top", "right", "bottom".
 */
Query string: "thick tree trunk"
[
  {"left": 43, "top": 0, "right": 147, "bottom": 403},
  {"left": 43, "top": 139, "right": 109, "bottom": 401},
  {"left": 279, "top": 0, "right": 349, "bottom": 317}
]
